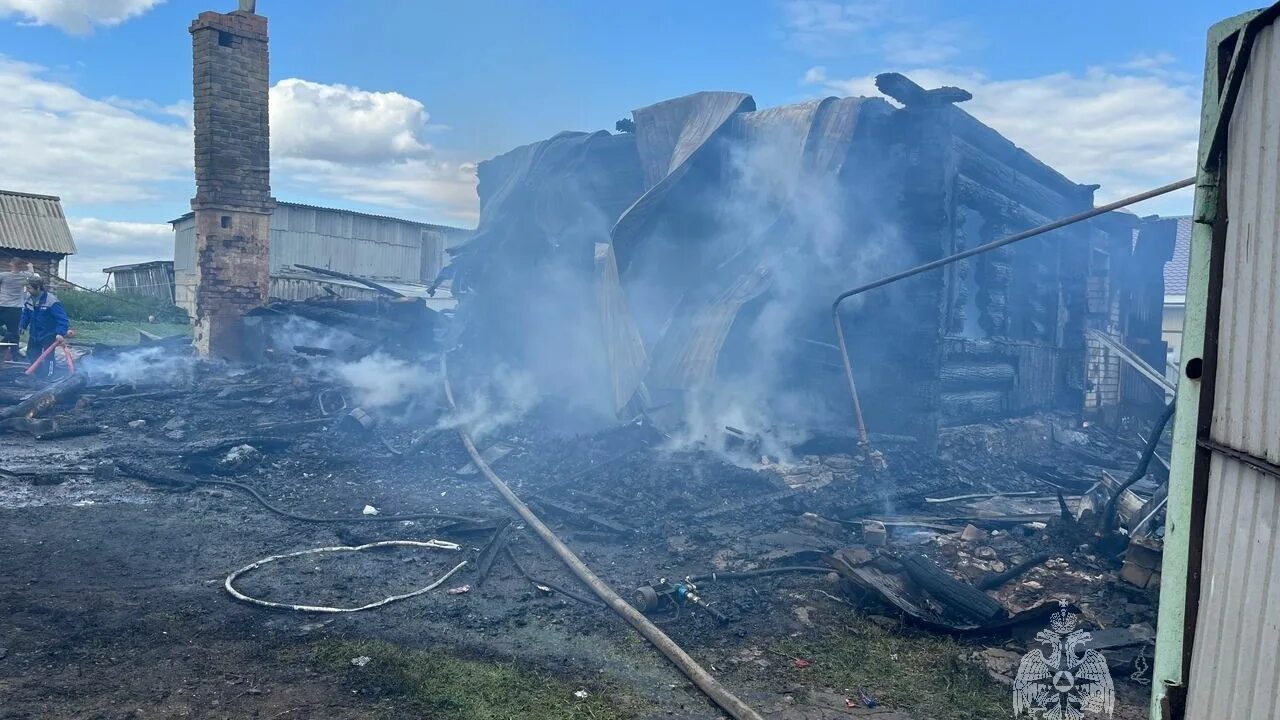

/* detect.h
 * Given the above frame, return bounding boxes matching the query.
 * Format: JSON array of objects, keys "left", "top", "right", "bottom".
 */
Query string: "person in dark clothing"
[{"left": 19, "top": 277, "right": 69, "bottom": 378}]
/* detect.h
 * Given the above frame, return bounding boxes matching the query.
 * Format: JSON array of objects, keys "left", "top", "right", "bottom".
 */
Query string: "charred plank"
[
  {"left": 0, "top": 374, "right": 89, "bottom": 420},
  {"left": 897, "top": 551, "right": 1005, "bottom": 624}
]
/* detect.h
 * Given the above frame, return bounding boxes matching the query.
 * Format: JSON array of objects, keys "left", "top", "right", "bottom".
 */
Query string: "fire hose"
[
  {"left": 441, "top": 353, "right": 765, "bottom": 720},
  {"left": 224, "top": 540, "right": 468, "bottom": 613},
  {"left": 24, "top": 336, "right": 76, "bottom": 376},
  {"left": 831, "top": 176, "right": 1196, "bottom": 451}
]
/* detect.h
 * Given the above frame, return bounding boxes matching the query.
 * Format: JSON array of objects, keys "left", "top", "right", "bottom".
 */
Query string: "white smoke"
[
  {"left": 272, "top": 315, "right": 359, "bottom": 355},
  {"left": 435, "top": 364, "right": 539, "bottom": 441},
  {"left": 332, "top": 352, "right": 441, "bottom": 410},
  {"left": 81, "top": 346, "right": 204, "bottom": 386},
  {"left": 651, "top": 121, "right": 905, "bottom": 458}
]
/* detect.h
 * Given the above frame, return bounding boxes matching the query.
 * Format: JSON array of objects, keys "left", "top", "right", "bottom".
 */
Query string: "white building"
[{"left": 171, "top": 202, "right": 469, "bottom": 317}]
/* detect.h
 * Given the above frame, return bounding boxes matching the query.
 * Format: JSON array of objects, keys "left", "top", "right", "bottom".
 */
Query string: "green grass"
[
  {"left": 313, "top": 639, "right": 636, "bottom": 720},
  {"left": 57, "top": 287, "right": 188, "bottom": 323},
  {"left": 69, "top": 320, "right": 191, "bottom": 347},
  {"left": 775, "top": 615, "right": 1008, "bottom": 720}
]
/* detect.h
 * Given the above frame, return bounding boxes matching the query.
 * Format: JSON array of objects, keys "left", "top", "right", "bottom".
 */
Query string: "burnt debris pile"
[{"left": 1, "top": 333, "right": 1170, "bottom": 701}]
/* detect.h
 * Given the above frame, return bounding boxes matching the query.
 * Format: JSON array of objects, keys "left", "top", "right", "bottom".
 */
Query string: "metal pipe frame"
[{"left": 830, "top": 176, "right": 1196, "bottom": 445}]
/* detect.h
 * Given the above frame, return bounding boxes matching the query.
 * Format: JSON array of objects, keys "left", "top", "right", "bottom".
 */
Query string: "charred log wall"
[
  {"left": 936, "top": 103, "right": 1095, "bottom": 426},
  {"left": 843, "top": 102, "right": 955, "bottom": 449},
  {"left": 844, "top": 86, "right": 1098, "bottom": 434}
]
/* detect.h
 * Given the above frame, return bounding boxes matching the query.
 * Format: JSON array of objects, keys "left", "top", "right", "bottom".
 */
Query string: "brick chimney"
[{"left": 188, "top": 7, "right": 273, "bottom": 358}]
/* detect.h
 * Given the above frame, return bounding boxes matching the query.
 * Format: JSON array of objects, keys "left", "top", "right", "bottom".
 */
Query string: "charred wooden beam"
[
  {"left": 474, "top": 520, "right": 513, "bottom": 587},
  {"left": 875, "top": 72, "right": 972, "bottom": 107},
  {"left": 897, "top": 551, "right": 1005, "bottom": 624},
  {"left": 939, "top": 362, "right": 1016, "bottom": 388},
  {"left": 955, "top": 143, "right": 1078, "bottom": 221},
  {"left": 0, "top": 373, "right": 89, "bottom": 420},
  {"left": 940, "top": 389, "right": 1006, "bottom": 421}
]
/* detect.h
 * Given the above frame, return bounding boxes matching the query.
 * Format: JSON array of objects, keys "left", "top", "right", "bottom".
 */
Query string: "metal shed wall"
[
  {"left": 1184, "top": 18, "right": 1280, "bottom": 719},
  {"left": 268, "top": 204, "right": 422, "bottom": 279},
  {"left": 174, "top": 216, "right": 198, "bottom": 317},
  {"left": 172, "top": 206, "right": 464, "bottom": 316},
  {"left": 109, "top": 262, "right": 176, "bottom": 303}
]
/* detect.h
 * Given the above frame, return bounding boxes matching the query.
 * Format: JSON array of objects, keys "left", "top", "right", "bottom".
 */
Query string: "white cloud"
[
  {"left": 274, "top": 156, "right": 479, "bottom": 225},
  {"left": 0, "top": 56, "right": 477, "bottom": 215},
  {"left": 270, "top": 79, "right": 435, "bottom": 165},
  {"left": 0, "top": 56, "right": 192, "bottom": 204},
  {"left": 785, "top": 0, "right": 891, "bottom": 56},
  {"left": 880, "top": 22, "right": 967, "bottom": 66},
  {"left": 804, "top": 64, "right": 1199, "bottom": 215},
  {"left": 0, "top": 57, "right": 477, "bottom": 288},
  {"left": 784, "top": 0, "right": 968, "bottom": 64},
  {"left": 0, "top": 0, "right": 163, "bottom": 35},
  {"left": 64, "top": 218, "right": 172, "bottom": 287},
  {"left": 269, "top": 78, "right": 478, "bottom": 223}
]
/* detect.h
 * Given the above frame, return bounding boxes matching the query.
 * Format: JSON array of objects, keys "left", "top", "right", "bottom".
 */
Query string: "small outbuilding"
[{"left": 0, "top": 189, "right": 78, "bottom": 277}]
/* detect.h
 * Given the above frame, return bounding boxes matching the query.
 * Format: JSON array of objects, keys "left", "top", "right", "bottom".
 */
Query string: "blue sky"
[{"left": 0, "top": 0, "right": 1261, "bottom": 283}]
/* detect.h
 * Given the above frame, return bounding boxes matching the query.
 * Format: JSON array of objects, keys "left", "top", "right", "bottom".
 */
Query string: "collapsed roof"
[{"left": 449, "top": 73, "right": 1157, "bottom": 444}]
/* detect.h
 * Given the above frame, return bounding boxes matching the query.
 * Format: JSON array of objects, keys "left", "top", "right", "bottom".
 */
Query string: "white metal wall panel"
[
  {"left": 173, "top": 217, "right": 198, "bottom": 317},
  {"left": 173, "top": 218, "right": 196, "bottom": 273},
  {"left": 1186, "top": 20, "right": 1280, "bottom": 720},
  {"left": 268, "top": 205, "right": 422, "bottom": 281}
]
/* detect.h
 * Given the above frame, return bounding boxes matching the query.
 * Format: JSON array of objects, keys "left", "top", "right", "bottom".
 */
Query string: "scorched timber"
[
  {"left": 897, "top": 551, "right": 1006, "bottom": 624},
  {"left": 0, "top": 374, "right": 88, "bottom": 420}
]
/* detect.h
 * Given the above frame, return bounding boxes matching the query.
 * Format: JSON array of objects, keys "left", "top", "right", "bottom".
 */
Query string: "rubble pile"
[{"left": 0, "top": 340, "right": 1169, "bottom": 711}]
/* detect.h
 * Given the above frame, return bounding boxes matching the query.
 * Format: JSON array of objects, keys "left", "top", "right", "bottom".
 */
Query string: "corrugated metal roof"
[
  {"left": 168, "top": 201, "right": 472, "bottom": 235},
  {"left": 1185, "top": 19, "right": 1280, "bottom": 720},
  {"left": 104, "top": 260, "right": 173, "bottom": 273},
  {"left": 1162, "top": 216, "right": 1193, "bottom": 295},
  {"left": 0, "top": 189, "right": 78, "bottom": 255}
]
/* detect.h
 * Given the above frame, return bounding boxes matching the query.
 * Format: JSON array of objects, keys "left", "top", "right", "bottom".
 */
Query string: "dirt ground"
[{"left": 0, "top": 353, "right": 1160, "bottom": 719}]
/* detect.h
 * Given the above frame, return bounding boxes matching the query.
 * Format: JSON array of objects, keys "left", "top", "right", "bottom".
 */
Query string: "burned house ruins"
[
  {"left": 0, "top": 4, "right": 1202, "bottom": 719},
  {"left": 450, "top": 73, "right": 1172, "bottom": 449}
]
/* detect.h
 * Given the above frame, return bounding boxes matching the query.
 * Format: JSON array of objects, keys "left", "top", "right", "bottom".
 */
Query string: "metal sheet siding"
[
  {"left": 173, "top": 216, "right": 198, "bottom": 317},
  {"left": 1186, "top": 454, "right": 1280, "bottom": 719},
  {"left": 0, "top": 191, "right": 78, "bottom": 255},
  {"left": 268, "top": 205, "right": 422, "bottom": 281},
  {"left": 1210, "top": 24, "right": 1280, "bottom": 463},
  {"left": 1186, "top": 19, "right": 1280, "bottom": 720},
  {"left": 174, "top": 217, "right": 196, "bottom": 273}
]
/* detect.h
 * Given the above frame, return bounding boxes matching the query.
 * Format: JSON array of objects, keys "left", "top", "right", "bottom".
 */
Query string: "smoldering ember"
[{"left": 5, "top": 4, "right": 1273, "bottom": 720}]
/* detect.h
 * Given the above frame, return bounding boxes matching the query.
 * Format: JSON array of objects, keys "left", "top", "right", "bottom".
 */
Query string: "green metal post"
[{"left": 1149, "top": 11, "right": 1258, "bottom": 719}]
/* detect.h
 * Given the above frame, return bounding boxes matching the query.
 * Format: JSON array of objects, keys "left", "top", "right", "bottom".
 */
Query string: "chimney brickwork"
[{"left": 189, "top": 9, "right": 273, "bottom": 358}]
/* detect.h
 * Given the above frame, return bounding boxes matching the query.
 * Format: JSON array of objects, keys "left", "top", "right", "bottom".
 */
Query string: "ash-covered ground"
[{"left": 0, "top": 346, "right": 1162, "bottom": 720}]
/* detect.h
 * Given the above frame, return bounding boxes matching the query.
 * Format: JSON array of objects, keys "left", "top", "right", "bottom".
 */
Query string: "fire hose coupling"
[{"left": 633, "top": 577, "right": 729, "bottom": 624}]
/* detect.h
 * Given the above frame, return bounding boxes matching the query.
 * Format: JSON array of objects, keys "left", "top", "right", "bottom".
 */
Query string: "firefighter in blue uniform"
[{"left": 19, "top": 277, "right": 69, "bottom": 378}]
